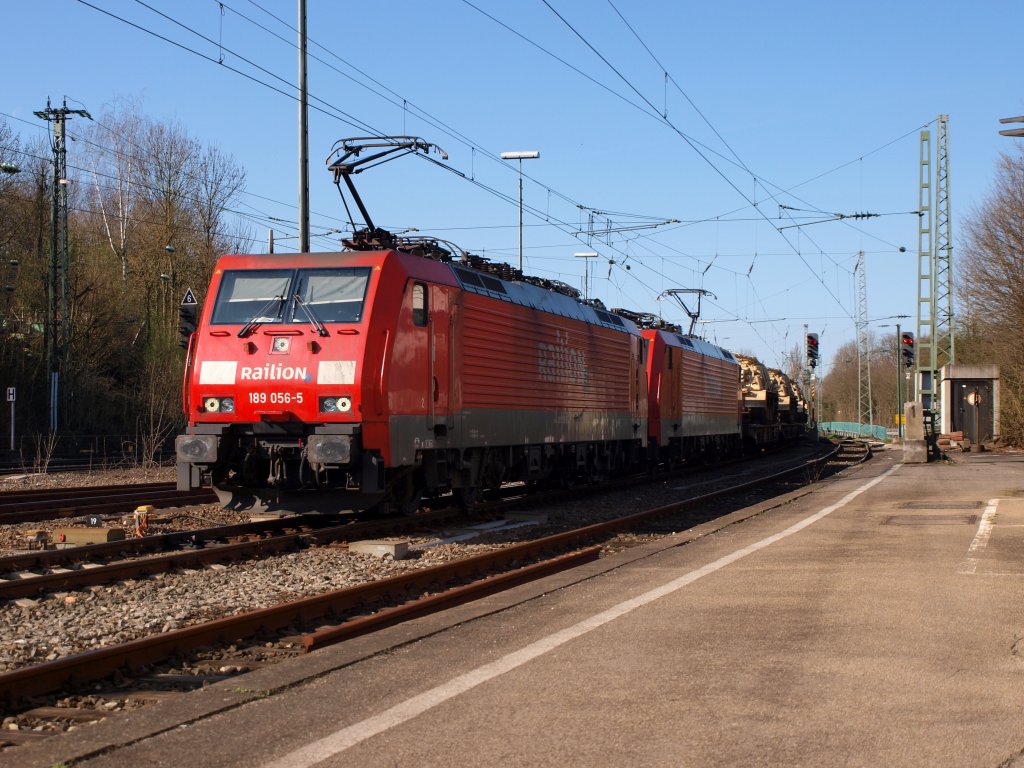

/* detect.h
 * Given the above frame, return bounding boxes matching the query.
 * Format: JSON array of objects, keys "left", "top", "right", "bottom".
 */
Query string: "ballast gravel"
[
  {"left": 0, "top": 542, "right": 498, "bottom": 673},
  {"left": 0, "top": 447, "right": 822, "bottom": 675}
]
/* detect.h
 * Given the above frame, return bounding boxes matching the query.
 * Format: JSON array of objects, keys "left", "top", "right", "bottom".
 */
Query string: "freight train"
[{"left": 174, "top": 137, "right": 808, "bottom": 515}]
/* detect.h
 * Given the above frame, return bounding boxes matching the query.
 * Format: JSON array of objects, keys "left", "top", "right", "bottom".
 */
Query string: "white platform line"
[
  {"left": 959, "top": 498, "right": 999, "bottom": 575},
  {"left": 262, "top": 464, "right": 901, "bottom": 768}
]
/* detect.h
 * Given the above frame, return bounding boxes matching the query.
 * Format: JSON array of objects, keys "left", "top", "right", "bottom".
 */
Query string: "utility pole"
[
  {"left": 34, "top": 98, "right": 90, "bottom": 433},
  {"left": 298, "top": 0, "right": 310, "bottom": 253},
  {"left": 896, "top": 322, "right": 903, "bottom": 440}
]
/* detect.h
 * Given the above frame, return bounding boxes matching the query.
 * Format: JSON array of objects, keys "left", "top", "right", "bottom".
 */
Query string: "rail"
[{"left": 0, "top": 441, "right": 844, "bottom": 704}]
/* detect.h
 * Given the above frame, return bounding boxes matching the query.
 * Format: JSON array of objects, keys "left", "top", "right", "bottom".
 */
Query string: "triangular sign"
[{"left": 181, "top": 288, "right": 198, "bottom": 306}]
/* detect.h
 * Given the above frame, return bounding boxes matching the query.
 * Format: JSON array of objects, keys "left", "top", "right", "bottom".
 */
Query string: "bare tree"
[
  {"left": 958, "top": 149, "right": 1024, "bottom": 443},
  {"left": 194, "top": 144, "right": 246, "bottom": 258},
  {"left": 82, "top": 99, "right": 147, "bottom": 284}
]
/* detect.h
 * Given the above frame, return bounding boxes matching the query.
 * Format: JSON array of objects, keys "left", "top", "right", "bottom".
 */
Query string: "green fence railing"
[{"left": 818, "top": 422, "right": 888, "bottom": 441}]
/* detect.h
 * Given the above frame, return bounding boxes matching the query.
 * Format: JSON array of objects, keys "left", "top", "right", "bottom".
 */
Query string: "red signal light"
[
  {"left": 806, "top": 333, "right": 819, "bottom": 367},
  {"left": 900, "top": 332, "right": 915, "bottom": 366}
]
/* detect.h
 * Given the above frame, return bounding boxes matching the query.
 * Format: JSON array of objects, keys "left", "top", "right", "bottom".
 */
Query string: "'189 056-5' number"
[{"left": 249, "top": 392, "right": 303, "bottom": 404}]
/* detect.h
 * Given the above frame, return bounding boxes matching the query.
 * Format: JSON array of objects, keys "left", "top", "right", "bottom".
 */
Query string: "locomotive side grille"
[{"left": 460, "top": 297, "right": 632, "bottom": 410}]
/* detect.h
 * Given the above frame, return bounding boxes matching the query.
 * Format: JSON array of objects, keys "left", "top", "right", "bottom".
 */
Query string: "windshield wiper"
[
  {"left": 237, "top": 295, "right": 285, "bottom": 338},
  {"left": 293, "top": 293, "right": 330, "bottom": 337}
]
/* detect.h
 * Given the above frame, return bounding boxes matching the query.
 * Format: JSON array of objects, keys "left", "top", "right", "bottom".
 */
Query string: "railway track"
[
  {"left": 0, "top": 509, "right": 464, "bottom": 601},
  {"left": 0, "top": 482, "right": 216, "bottom": 524},
  {"left": 0, "top": 438, "right": 839, "bottom": 601},
  {"left": 0, "top": 438, "right": 864, "bottom": 746}
]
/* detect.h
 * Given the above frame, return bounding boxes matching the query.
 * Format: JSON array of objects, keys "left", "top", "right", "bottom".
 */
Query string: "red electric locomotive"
[
  {"left": 612, "top": 311, "right": 742, "bottom": 465},
  {"left": 642, "top": 328, "right": 742, "bottom": 463},
  {"left": 175, "top": 245, "right": 647, "bottom": 514}
]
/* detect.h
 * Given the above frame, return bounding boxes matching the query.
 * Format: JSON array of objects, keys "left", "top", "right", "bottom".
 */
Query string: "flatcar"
[{"left": 768, "top": 367, "right": 807, "bottom": 426}]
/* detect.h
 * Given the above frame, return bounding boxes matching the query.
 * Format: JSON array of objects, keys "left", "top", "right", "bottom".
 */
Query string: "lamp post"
[
  {"left": 1, "top": 164, "right": 18, "bottom": 452},
  {"left": 574, "top": 252, "right": 598, "bottom": 300},
  {"left": 500, "top": 150, "right": 539, "bottom": 271}
]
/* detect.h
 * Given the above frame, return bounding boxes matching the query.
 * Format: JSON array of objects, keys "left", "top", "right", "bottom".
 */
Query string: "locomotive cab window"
[
  {"left": 212, "top": 267, "right": 371, "bottom": 326},
  {"left": 290, "top": 268, "right": 371, "bottom": 324},
  {"left": 411, "top": 282, "right": 428, "bottom": 327},
  {"left": 211, "top": 270, "right": 293, "bottom": 325}
]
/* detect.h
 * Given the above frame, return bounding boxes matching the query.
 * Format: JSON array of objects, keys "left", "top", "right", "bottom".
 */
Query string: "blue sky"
[{"left": 3, "top": 0, "right": 1022, "bottom": 371}]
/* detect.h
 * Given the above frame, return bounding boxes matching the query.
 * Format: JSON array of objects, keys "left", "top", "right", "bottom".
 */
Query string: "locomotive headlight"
[
  {"left": 319, "top": 396, "right": 352, "bottom": 413},
  {"left": 202, "top": 397, "right": 234, "bottom": 413}
]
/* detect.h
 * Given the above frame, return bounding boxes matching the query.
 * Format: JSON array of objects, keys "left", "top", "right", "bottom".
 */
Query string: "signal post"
[
  {"left": 899, "top": 329, "right": 915, "bottom": 440},
  {"left": 805, "top": 330, "right": 819, "bottom": 428}
]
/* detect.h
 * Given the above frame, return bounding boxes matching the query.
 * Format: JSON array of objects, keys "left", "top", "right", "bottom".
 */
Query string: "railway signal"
[
  {"left": 179, "top": 288, "right": 198, "bottom": 349},
  {"left": 901, "top": 332, "right": 915, "bottom": 367},
  {"left": 806, "top": 333, "right": 819, "bottom": 368}
]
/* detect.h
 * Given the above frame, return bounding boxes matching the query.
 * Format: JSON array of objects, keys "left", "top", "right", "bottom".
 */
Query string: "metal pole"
[
  {"left": 896, "top": 323, "right": 903, "bottom": 440},
  {"left": 517, "top": 159, "right": 523, "bottom": 272},
  {"left": 9, "top": 399, "right": 13, "bottom": 452},
  {"left": 298, "top": 0, "right": 310, "bottom": 253}
]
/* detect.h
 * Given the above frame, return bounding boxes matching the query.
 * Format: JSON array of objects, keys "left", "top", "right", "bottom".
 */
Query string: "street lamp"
[
  {"left": 500, "top": 150, "right": 540, "bottom": 272},
  {"left": 999, "top": 115, "right": 1024, "bottom": 138},
  {"left": 574, "top": 252, "right": 598, "bottom": 300},
  {"left": 0, "top": 163, "right": 20, "bottom": 175}
]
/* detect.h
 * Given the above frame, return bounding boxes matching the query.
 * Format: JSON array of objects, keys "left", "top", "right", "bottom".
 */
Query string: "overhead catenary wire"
[{"left": 58, "top": 0, "right": 923, "bottom": 351}]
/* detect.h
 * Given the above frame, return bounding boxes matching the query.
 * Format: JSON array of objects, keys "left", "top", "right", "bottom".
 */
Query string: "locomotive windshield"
[
  {"left": 211, "top": 267, "right": 371, "bottom": 326},
  {"left": 290, "top": 268, "right": 370, "bottom": 323}
]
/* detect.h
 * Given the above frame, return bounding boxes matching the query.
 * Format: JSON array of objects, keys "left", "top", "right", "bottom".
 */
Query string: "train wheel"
[
  {"left": 454, "top": 485, "right": 481, "bottom": 508},
  {"left": 382, "top": 470, "right": 423, "bottom": 516}
]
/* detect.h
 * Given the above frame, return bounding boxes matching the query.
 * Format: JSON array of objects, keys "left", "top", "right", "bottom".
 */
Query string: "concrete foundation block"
[
  {"left": 350, "top": 540, "right": 409, "bottom": 560},
  {"left": 902, "top": 441, "right": 929, "bottom": 464}
]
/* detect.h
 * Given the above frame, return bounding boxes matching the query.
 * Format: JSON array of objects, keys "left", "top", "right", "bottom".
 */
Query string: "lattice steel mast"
[
  {"left": 855, "top": 251, "right": 872, "bottom": 426},
  {"left": 916, "top": 115, "right": 954, "bottom": 415},
  {"left": 934, "top": 115, "right": 954, "bottom": 373}
]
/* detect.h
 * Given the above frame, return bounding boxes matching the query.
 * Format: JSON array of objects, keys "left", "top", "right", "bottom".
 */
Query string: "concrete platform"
[{"left": 11, "top": 450, "right": 1024, "bottom": 768}]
